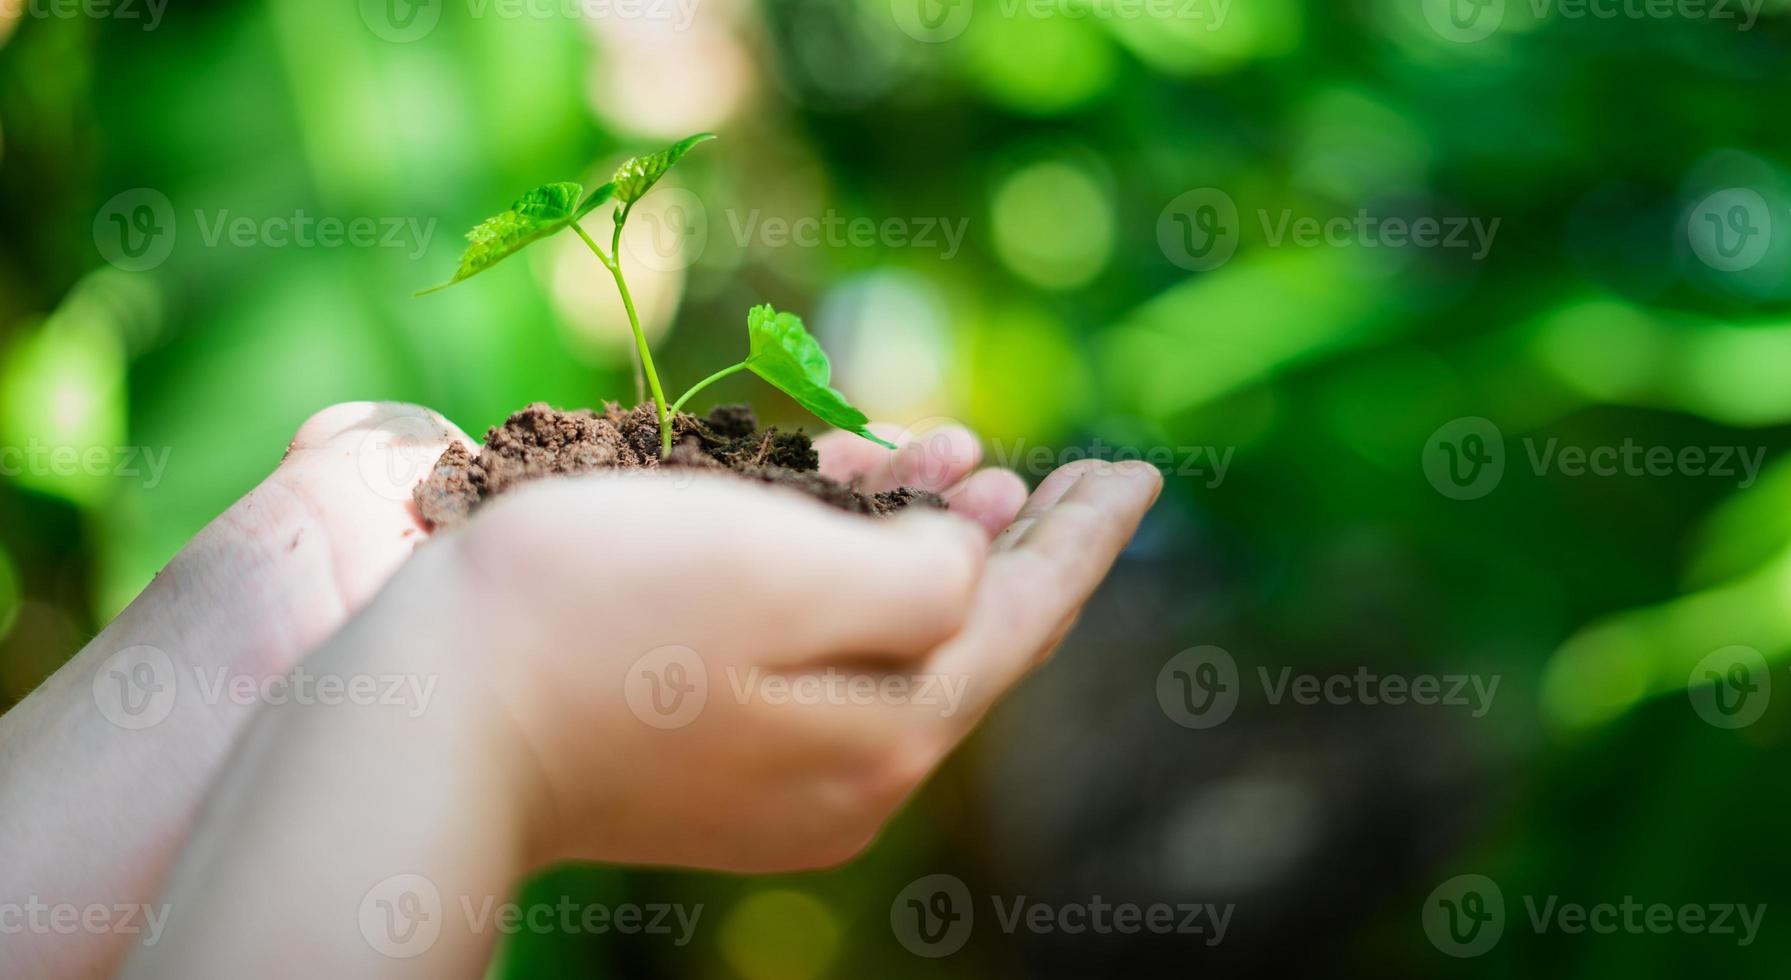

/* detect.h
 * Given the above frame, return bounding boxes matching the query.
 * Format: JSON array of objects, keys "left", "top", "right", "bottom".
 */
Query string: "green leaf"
[
  {"left": 744, "top": 304, "right": 896, "bottom": 448},
  {"left": 575, "top": 181, "right": 616, "bottom": 220},
  {"left": 612, "top": 133, "right": 716, "bottom": 206},
  {"left": 418, "top": 181, "right": 584, "bottom": 295}
]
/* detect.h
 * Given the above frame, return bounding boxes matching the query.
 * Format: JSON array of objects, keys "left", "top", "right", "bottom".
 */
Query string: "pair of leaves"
[
  {"left": 417, "top": 133, "right": 714, "bottom": 295},
  {"left": 743, "top": 304, "right": 896, "bottom": 448}
]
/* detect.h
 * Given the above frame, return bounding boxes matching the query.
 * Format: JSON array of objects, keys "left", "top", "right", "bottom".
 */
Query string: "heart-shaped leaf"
[
  {"left": 612, "top": 133, "right": 716, "bottom": 206},
  {"left": 744, "top": 304, "right": 896, "bottom": 448},
  {"left": 419, "top": 181, "right": 584, "bottom": 295}
]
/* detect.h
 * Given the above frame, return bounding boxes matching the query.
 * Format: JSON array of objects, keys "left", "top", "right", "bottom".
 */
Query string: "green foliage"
[
  {"left": 417, "top": 133, "right": 891, "bottom": 456},
  {"left": 575, "top": 181, "right": 616, "bottom": 220},
  {"left": 743, "top": 305, "right": 895, "bottom": 448},
  {"left": 417, "top": 182, "right": 585, "bottom": 295},
  {"left": 611, "top": 132, "right": 715, "bottom": 205}
]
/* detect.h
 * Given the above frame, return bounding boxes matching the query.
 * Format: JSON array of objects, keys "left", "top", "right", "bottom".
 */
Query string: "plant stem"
[
  {"left": 574, "top": 221, "right": 672, "bottom": 458},
  {"left": 669, "top": 361, "right": 748, "bottom": 417}
]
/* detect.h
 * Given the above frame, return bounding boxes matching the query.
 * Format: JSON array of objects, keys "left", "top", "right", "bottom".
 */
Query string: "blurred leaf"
[
  {"left": 611, "top": 133, "right": 714, "bottom": 206},
  {"left": 419, "top": 181, "right": 585, "bottom": 295},
  {"left": 575, "top": 180, "right": 616, "bottom": 220},
  {"left": 745, "top": 304, "right": 893, "bottom": 448}
]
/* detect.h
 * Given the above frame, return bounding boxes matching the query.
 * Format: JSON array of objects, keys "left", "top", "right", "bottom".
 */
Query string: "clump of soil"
[{"left": 414, "top": 402, "right": 944, "bottom": 531}]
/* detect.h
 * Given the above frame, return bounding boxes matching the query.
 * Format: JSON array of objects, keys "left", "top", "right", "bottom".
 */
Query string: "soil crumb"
[{"left": 415, "top": 402, "right": 943, "bottom": 531}]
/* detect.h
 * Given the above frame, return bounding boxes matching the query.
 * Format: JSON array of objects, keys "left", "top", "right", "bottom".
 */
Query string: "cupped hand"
[
  {"left": 431, "top": 454, "right": 1160, "bottom": 873},
  {"left": 1, "top": 401, "right": 1023, "bottom": 979},
  {"left": 114, "top": 405, "right": 1159, "bottom": 979}
]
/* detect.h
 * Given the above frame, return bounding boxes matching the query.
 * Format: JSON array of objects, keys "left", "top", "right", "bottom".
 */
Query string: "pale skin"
[{"left": 0, "top": 401, "right": 1162, "bottom": 979}]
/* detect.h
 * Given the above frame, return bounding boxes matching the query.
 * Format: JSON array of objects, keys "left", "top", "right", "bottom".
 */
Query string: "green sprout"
[{"left": 420, "top": 133, "right": 895, "bottom": 458}]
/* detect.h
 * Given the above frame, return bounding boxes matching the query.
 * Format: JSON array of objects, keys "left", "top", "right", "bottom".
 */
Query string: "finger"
[
  {"left": 815, "top": 422, "right": 983, "bottom": 495},
  {"left": 942, "top": 467, "right": 1029, "bottom": 539},
  {"left": 457, "top": 471, "right": 991, "bottom": 661},
  {"left": 273, "top": 401, "right": 475, "bottom": 602},
  {"left": 929, "top": 460, "right": 1162, "bottom": 717},
  {"left": 991, "top": 458, "right": 1094, "bottom": 550}
]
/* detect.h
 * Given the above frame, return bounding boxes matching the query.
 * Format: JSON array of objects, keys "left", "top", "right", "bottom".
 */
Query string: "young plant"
[{"left": 420, "top": 134, "right": 895, "bottom": 457}]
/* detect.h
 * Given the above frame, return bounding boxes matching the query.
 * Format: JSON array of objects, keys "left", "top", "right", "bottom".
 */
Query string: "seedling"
[{"left": 420, "top": 133, "right": 895, "bottom": 458}]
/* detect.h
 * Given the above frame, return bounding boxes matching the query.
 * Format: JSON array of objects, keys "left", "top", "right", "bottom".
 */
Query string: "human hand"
[
  {"left": 0, "top": 402, "right": 1019, "bottom": 978},
  {"left": 117, "top": 422, "right": 1160, "bottom": 979},
  {"left": 439, "top": 455, "right": 1160, "bottom": 872}
]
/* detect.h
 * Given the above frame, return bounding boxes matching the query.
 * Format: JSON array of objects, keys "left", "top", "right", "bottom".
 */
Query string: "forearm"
[
  {"left": 117, "top": 553, "right": 539, "bottom": 979},
  {"left": 0, "top": 501, "right": 345, "bottom": 977}
]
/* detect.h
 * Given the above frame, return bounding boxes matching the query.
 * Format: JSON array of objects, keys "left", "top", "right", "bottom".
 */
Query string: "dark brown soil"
[{"left": 414, "top": 402, "right": 944, "bottom": 531}]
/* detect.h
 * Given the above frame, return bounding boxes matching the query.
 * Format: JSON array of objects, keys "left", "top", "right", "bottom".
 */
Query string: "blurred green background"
[{"left": 4, "top": 0, "right": 1791, "bottom": 975}]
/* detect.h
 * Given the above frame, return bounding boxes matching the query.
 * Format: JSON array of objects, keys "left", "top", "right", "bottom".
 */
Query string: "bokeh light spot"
[{"left": 991, "top": 157, "right": 1113, "bottom": 290}]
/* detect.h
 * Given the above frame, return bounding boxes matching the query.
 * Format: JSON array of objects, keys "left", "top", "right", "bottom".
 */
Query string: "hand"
[
  {"left": 116, "top": 418, "right": 1160, "bottom": 978},
  {"left": 0, "top": 402, "right": 1024, "bottom": 978}
]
